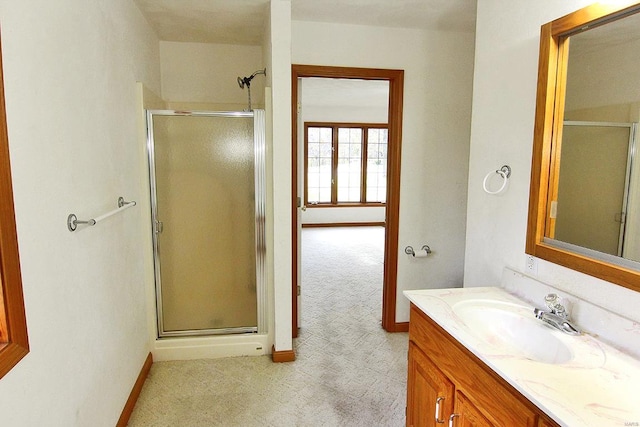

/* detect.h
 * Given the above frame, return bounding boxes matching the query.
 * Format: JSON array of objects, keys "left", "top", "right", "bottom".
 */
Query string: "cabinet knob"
[
  {"left": 435, "top": 396, "right": 446, "bottom": 423},
  {"left": 448, "top": 413, "right": 459, "bottom": 427}
]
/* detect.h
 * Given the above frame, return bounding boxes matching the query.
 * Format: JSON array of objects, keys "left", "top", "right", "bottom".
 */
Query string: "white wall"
[
  {"left": 160, "top": 41, "right": 265, "bottom": 111},
  {"left": 566, "top": 22, "right": 640, "bottom": 112},
  {"left": 0, "top": 0, "right": 160, "bottom": 425},
  {"left": 464, "top": 0, "right": 640, "bottom": 323},
  {"left": 302, "top": 207, "right": 385, "bottom": 224},
  {"left": 270, "top": 0, "right": 293, "bottom": 352},
  {"left": 292, "top": 21, "right": 475, "bottom": 322}
]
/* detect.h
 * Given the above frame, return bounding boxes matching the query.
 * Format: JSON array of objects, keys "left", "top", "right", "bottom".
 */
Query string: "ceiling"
[{"left": 133, "top": 0, "right": 477, "bottom": 45}]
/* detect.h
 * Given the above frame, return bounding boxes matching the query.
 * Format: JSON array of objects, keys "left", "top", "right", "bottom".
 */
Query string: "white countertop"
[{"left": 404, "top": 287, "right": 640, "bottom": 427}]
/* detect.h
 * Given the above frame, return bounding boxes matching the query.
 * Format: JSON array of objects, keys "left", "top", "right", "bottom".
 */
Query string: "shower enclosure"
[{"left": 146, "top": 110, "right": 266, "bottom": 338}]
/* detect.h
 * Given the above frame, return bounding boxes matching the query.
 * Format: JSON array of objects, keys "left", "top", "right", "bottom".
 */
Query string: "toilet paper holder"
[{"left": 405, "top": 245, "right": 432, "bottom": 257}]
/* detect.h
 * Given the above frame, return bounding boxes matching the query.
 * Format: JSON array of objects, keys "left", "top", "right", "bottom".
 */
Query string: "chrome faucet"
[{"left": 533, "top": 293, "right": 581, "bottom": 335}]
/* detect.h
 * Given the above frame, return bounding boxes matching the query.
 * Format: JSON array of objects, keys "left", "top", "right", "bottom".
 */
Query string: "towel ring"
[{"left": 483, "top": 165, "right": 511, "bottom": 195}]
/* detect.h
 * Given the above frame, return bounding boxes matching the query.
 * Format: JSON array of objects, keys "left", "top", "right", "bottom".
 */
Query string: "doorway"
[{"left": 291, "top": 65, "right": 405, "bottom": 336}]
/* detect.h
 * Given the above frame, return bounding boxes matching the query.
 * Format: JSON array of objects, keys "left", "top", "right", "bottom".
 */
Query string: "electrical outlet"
[{"left": 526, "top": 255, "right": 538, "bottom": 275}]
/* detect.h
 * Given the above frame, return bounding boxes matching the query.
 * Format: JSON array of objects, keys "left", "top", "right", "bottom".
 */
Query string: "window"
[
  {"left": 0, "top": 37, "right": 29, "bottom": 380},
  {"left": 305, "top": 122, "right": 388, "bottom": 206}
]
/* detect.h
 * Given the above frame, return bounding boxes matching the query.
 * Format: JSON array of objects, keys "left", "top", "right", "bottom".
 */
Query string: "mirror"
[{"left": 527, "top": 2, "right": 640, "bottom": 293}]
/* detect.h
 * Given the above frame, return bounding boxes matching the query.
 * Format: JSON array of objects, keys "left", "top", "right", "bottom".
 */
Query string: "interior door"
[{"left": 296, "top": 78, "right": 304, "bottom": 333}]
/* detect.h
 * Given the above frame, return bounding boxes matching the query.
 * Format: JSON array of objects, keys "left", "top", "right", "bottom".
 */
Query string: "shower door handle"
[{"left": 154, "top": 220, "right": 164, "bottom": 234}]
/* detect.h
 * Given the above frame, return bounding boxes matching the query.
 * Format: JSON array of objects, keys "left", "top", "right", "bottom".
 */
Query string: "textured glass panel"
[{"left": 153, "top": 115, "right": 257, "bottom": 332}]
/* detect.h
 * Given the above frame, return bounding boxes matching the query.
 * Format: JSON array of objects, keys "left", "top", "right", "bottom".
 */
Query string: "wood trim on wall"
[
  {"left": 116, "top": 352, "right": 153, "bottom": 427},
  {"left": 382, "top": 68, "right": 404, "bottom": 333},
  {"left": 305, "top": 203, "right": 386, "bottom": 208},
  {"left": 302, "top": 222, "right": 385, "bottom": 228},
  {"left": 391, "top": 322, "right": 409, "bottom": 333},
  {"left": 292, "top": 64, "right": 405, "bottom": 337},
  {"left": 271, "top": 345, "right": 296, "bottom": 363}
]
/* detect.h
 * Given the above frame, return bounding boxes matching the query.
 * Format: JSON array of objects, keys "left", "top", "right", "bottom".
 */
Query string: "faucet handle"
[
  {"left": 544, "top": 293, "right": 568, "bottom": 317},
  {"left": 544, "top": 293, "right": 559, "bottom": 309}
]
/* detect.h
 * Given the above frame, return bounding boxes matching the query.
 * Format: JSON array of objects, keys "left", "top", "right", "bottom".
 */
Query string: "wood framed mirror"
[
  {"left": 527, "top": 2, "right": 640, "bottom": 292},
  {"left": 0, "top": 33, "right": 29, "bottom": 379}
]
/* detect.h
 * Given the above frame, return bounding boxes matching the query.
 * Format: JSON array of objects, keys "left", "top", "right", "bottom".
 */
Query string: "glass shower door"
[
  {"left": 556, "top": 122, "right": 633, "bottom": 256},
  {"left": 148, "top": 112, "right": 258, "bottom": 336}
]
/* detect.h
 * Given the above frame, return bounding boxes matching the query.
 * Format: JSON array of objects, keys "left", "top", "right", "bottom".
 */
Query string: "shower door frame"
[{"left": 146, "top": 109, "right": 268, "bottom": 338}]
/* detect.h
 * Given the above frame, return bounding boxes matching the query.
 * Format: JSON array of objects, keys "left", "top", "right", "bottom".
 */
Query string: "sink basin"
[{"left": 452, "top": 299, "right": 574, "bottom": 364}]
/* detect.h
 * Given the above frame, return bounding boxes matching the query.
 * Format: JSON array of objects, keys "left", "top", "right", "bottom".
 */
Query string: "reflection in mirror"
[
  {"left": 552, "top": 122, "right": 637, "bottom": 259},
  {"left": 549, "top": 10, "right": 640, "bottom": 262},
  {"left": 526, "top": 2, "right": 640, "bottom": 292}
]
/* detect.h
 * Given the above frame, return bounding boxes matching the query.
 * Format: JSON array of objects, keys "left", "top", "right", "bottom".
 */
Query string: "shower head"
[
  {"left": 237, "top": 68, "right": 267, "bottom": 111},
  {"left": 250, "top": 68, "right": 267, "bottom": 79},
  {"left": 236, "top": 68, "right": 267, "bottom": 90}
]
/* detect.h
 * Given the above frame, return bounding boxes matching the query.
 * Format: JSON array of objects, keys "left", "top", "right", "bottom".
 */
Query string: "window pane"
[
  {"left": 307, "top": 127, "right": 332, "bottom": 203},
  {"left": 337, "top": 127, "right": 362, "bottom": 203},
  {"left": 367, "top": 185, "right": 386, "bottom": 202},
  {"left": 350, "top": 142, "right": 361, "bottom": 157},
  {"left": 366, "top": 128, "right": 388, "bottom": 202},
  {"left": 338, "top": 128, "right": 349, "bottom": 142},
  {"left": 350, "top": 128, "right": 362, "bottom": 143},
  {"left": 320, "top": 127, "right": 332, "bottom": 142},
  {"left": 320, "top": 141, "right": 332, "bottom": 157},
  {"left": 338, "top": 143, "right": 349, "bottom": 157},
  {"left": 308, "top": 188, "right": 319, "bottom": 202},
  {"left": 319, "top": 187, "right": 331, "bottom": 202},
  {"left": 308, "top": 127, "right": 319, "bottom": 142}
]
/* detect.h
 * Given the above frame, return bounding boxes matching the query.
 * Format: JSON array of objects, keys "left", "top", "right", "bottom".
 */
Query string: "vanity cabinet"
[
  {"left": 407, "top": 341, "right": 453, "bottom": 426},
  {"left": 407, "top": 304, "right": 560, "bottom": 427}
]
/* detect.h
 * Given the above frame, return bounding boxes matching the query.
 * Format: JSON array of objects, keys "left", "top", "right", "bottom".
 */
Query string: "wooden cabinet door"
[
  {"left": 538, "top": 417, "right": 559, "bottom": 427},
  {"left": 451, "top": 391, "right": 492, "bottom": 427},
  {"left": 407, "top": 341, "right": 454, "bottom": 427}
]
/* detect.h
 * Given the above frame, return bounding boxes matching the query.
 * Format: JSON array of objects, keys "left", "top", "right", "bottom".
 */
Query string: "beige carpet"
[{"left": 128, "top": 226, "right": 408, "bottom": 426}]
